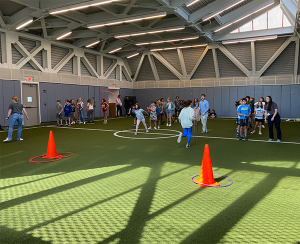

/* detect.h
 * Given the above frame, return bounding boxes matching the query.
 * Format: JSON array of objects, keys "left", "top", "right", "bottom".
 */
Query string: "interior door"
[{"left": 22, "top": 83, "right": 39, "bottom": 126}]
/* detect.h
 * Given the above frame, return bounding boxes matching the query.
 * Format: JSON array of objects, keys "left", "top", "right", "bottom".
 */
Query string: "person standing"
[
  {"left": 124, "top": 96, "right": 130, "bottom": 116},
  {"left": 3, "top": 96, "right": 29, "bottom": 142},
  {"left": 174, "top": 96, "right": 180, "bottom": 123},
  {"left": 116, "top": 95, "right": 123, "bottom": 117},
  {"left": 264, "top": 96, "right": 282, "bottom": 142},
  {"left": 199, "top": 94, "right": 209, "bottom": 134},
  {"left": 78, "top": 97, "right": 85, "bottom": 124},
  {"left": 86, "top": 99, "right": 94, "bottom": 124}
]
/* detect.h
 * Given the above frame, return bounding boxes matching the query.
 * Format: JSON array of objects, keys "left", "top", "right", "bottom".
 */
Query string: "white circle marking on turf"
[{"left": 114, "top": 129, "right": 181, "bottom": 139}]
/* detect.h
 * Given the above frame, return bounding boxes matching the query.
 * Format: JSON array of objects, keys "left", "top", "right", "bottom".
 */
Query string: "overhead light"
[
  {"left": 56, "top": 31, "right": 72, "bottom": 40},
  {"left": 88, "top": 12, "right": 167, "bottom": 28},
  {"left": 85, "top": 41, "right": 100, "bottom": 47},
  {"left": 109, "top": 47, "right": 122, "bottom": 53},
  {"left": 151, "top": 44, "right": 207, "bottom": 51},
  {"left": 16, "top": 19, "right": 33, "bottom": 30},
  {"left": 186, "top": 0, "right": 200, "bottom": 7},
  {"left": 214, "top": 3, "right": 274, "bottom": 32},
  {"left": 50, "top": 0, "right": 114, "bottom": 14},
  {"left": 115, "top": 27, "right": 185, "bottom": 39},
  {"left": 222, "top": 35, "right": 277, "bottom": 44},
  {"left": 136, "top": 36, "right": 199, "bottom": 45},
  {"left": 203, "top": 0, "right": 245, "bottom": 22},
  {"left": 127, "top": 53, "right": 139, "bottom": 58}
]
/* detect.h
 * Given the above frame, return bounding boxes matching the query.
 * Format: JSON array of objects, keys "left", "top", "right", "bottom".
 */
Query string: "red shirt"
[{"left": 101, "top": 102, "right": 108, "bottom": 112}]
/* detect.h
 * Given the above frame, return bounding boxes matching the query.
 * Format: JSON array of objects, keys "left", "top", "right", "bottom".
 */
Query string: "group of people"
[
  {"left": 3, "top": 93, "right": 283, "bottom": 145},
  {"left": 56, "top": 97, "right": 110, "bottom": 126},
  {"left": 235, "top": 96, "right": 282, "bottom": 142}
]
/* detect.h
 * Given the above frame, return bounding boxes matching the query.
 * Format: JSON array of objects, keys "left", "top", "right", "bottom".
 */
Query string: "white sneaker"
[
  {"left": 148, "top": 127, "right": 151, "bottom": 130},
  {"left": 146, "top": 130, "right": 149, "bottom": 133},
  {"left": 177, "top": 133, "right": 182, "bottom": 143},
  {"left": 18, "top": 138, "right": 24, "bottom": 141},
  {"left": 262, "top": 125, "right": 265, "bottom": 128},
  {"left": 277, "top": 139, "right": 281, "bottom": 142},
  {"left": 154, "top": 127, "right": 157, "bottom": 130},
  {"left": 166, "top": 123, "right": 169, "bottom": 126},
  {"left": 158, "top": 126, "right": 160, "bottom": 129},
  {"left": 268, "top": 139, "right": 274, "bottom": 141},
  {"left": 83, "top": 122, "right": 86, "bottom": 124},
  {"left": 135, "top": 132, "right": 137, "bottom": 135},
  {"left": 169, "top": 123, "right": 171, "bottom": 127},
  {"left": 3, "top": 138, "right": 11, "bottom": 142}
]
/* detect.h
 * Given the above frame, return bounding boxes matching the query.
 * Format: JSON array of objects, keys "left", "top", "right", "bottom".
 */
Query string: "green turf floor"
[{"left": 1, "top": 118, "right": 300, "bottom": 243}]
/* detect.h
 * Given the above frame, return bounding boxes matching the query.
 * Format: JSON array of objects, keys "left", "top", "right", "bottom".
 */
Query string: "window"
[{"left": 231, "top": 5, "right": 292, "bottom": 33}]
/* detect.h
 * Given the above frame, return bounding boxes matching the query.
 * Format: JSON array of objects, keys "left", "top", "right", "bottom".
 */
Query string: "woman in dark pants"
[{"left": 264, "top": 96, "right": 281, "bottom": 142}]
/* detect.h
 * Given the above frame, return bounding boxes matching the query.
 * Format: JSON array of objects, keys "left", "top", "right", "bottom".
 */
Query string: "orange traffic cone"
[
  {"left": 194, "top": 144, "right": 220, "bottom": 187},
  {"left": 42, "top": 131, "right": 60, "bottom": 159}
]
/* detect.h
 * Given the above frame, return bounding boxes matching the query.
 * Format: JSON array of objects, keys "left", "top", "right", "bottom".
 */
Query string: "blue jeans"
[
  {"left": 79, "top": 109, "right": 85, "bottom": 122},
  {"left": 8, "top": 113, "right": 23, "bottom": 140},
  {"left": 267, "top": 114, "right": 281, "bottom": 140},
  {"left": 182, "top": 127, "right": 192, "bottom": 144}
]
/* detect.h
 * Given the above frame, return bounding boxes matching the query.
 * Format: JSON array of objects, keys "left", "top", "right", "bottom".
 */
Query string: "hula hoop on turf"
[
  {"left": 29, "top": 154, "right": 63, "bottom": 163},
  {"left": 100, "top": 90, "right": 120, "bottom": 104},
  {"left": 57, "top": 152, "right": 73, "bottom": 158},
  {"left": 191, "top": 174, "right": 233, "bottom": 187}
]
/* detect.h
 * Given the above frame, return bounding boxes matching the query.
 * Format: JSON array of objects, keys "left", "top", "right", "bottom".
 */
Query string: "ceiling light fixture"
[
  {"left": 222, "top": 35, "right": 277, "bottom": 44},
  {"left": 203, "top": 0, "right": 245, "bottom": 22},
  {"left": 16, "top": 19, "right": 33, "bottom": 30},
  {"left": 151, "top": 44, "right": 207, "bottom": 51},
  {"left": 214, "top": 3, "right": 274, "bottom": 32},
  {"left": 127, "top": 53, "right": 139, "bottom": 58},
  {"left": 115, "top": 27, "right": 185, "bottom": 39},
  {"left": 186, "top": 0, "right": 200, "bottom": 7},
  {"left": 88, "top": 12, "right": 167, "bottom": 28},
  {"left": 109, "top": 47, "right": 122, "bottom": 53},
  {"left": 136, "top": 36, "right": 199, "bottom": 45},
  {"left": 85, "top": 41, "right": 100, "bottom": 48},
  {"left": 56, "top": 31, "right": 72, "bottom": 40},
  {"left": 50, "top": 0, "right": 114, "bottom": 14}
]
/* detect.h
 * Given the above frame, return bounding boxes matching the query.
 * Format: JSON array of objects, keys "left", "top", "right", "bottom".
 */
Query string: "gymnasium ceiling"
[{"left": 0, "top": 0, "right": 298, "bottom": 58}]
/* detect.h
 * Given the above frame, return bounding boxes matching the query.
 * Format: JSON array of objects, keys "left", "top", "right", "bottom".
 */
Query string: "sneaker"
[
  {"left": 186, "top": 144, "right": 191, "bottom": 148},
  {"left": 239, "top": 137, "right": 243, "bottom": 140},
  {"left": 135, "top": 132, "right": 137, "bottom": 135},
  {"left": 133, "top": 124, "right": 136, "bottom": 126},
  {"left": 3, "top": 138, "right": 11, "bottom": 142},
  {"left": 79, "top": 122, "right": 82, "bottom": 124},
  {"left": 244, "top": 137, "right": 248, "bottom": 141},
  {"left": 64, "top": 123, "right": 68, "bottom": 126},
  {"left": 242, "top": 133, "right": 245, "bottom": 138},
  {"left": 201, "top": 131, "right": 206, "bottom": 134},
  {"left": 175, "top": 120, "right": 177, "bottom": 123},
  {"left": 173, "top": 120, "right": 175, "bottom": 123},
  {"left": 91, "top": 122, "right": 94, "bottom": 124},
  {"left": 177, "top": 133, "right": 182, "bottom": 143},
  {"left": 60, "top": 125, "right": 63, "bottom": 127},
  {"left": 146, "top": 130, "right": 149, "bottom": 133},
  {"left": 236, "top": 132, "right": 239, "bottom": 137},
  {"left": 148, "top": 127, "right": 151, "bottom": 130},
  {"left": 277, "top": 139, "right": 281, "bottom": 142},
  {"left": 83, "top": 122, "right": 86, "bottom": 124},
  {"left": 268, "top": 139, "right": 274, "bottom": 141},
  {"left": 68, "top": 124, "right": 71, "bottom": 126},
  {"left": 259, "top": 131, "right": 262, "bottom": 135},
  {"left": 158, "top": 126, "right": 160, "bottom": 129},
  {"left": 169, "top": 124, "right": 171, "bottom": 127},
  {"left": 251, "top": 131, "right": 255, "bottom": 134},
  {"left": 56, "top": 124, "right": 59, "bottom": 127},
  {"left": 262, "top": 125, "right": 265, "bottom": 128},
  {"left": 154, "top": 127, "right": 157, "bottom": 130},
  {"left": 17, "top": 138, "right": 24, "bottom": 141}
]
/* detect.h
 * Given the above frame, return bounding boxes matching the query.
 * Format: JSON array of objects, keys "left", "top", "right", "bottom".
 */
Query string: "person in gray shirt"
[{"left": 3, "top": 96, "right": 28, "bottom": 142}]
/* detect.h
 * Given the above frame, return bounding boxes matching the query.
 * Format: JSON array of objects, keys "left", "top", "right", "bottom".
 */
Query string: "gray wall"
[
  {"left": 0, "top": 79, "right": 21, "bottom": 127},
  {"left": 133, "top": 85, "right": 300, "bottom": 119}
]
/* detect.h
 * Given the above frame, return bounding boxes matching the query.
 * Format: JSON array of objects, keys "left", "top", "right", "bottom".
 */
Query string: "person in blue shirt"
[
  {"left": 134, "top": 104, "right": 149, "bottom": 135},
  {"left": 199, "top": 94, "right": 209, "bottom": 134},
  {"left": 64, "top": 100, "right": 72, "bottom": 126},
  {"left": 237, "top": 98, "right": 251, "bottom": 140}
]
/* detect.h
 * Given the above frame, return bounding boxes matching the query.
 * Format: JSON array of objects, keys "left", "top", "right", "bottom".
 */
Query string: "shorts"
[
  {"left": 175, "top": 108, "right": 180, "bottom": 114},
  {"left": 65, "top": 113, "right": 70, "bottom": 118},
  {"left": 157, "top": 113, "right": 162, "bottom": 120},
  {"left": 255, "top": 118, "right": 263, "bottom": 123},
  {"left": 237, "top": 118, "right": 240, "bottom": 125},
  {"left": 102, "top": 109, "right": 107, "bottom": 113},
  {"left": 56, "top": 113, "right": 63, "bottom": 119},
  {"left": 240, "top": 119, "right": 247, "bottom": 127},
  {"left": 167, "top": 110, "right": 173, "bottom": 115},
  {"left": 71, "top": 111, "right": 75, "bottom": 115}
]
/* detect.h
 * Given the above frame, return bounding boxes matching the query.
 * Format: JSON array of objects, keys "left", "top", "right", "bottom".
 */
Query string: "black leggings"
[{"left": 267, "top": 114, "right": 281, "bottom": 140}]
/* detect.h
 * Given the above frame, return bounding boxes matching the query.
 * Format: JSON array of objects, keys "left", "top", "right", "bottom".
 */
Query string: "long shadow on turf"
[
  {"left": 180, "top": 174, "right": 283, "bottom": 244},
  {"left": 0, "top": 226, "right": 51, "bottom": 244}
]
